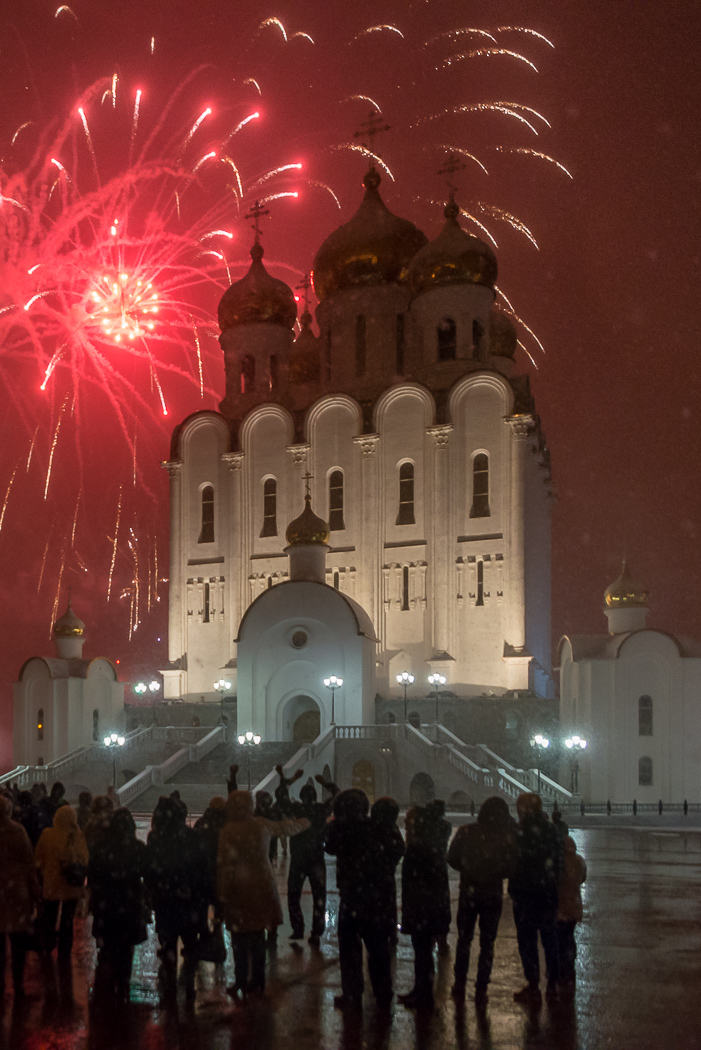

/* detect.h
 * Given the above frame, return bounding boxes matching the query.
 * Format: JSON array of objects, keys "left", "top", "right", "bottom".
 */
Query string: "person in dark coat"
[
  {"left": 145, "top": 796, "right": 200, "bottom": 1001},
  {"left": 83, "top": 796, "right": 115, "bottom": 855},
  {"left": 448, "top": 796, "right": 517, "bottom": 1003},
  {"left": 76, "top": 791, "right": 93, "bottom": 832},
  {"left": 275, "top": 767, "right": 338, "bottom": 946},
  {"left": 399, "top": 800, "right": 452, "bottom": 1010},
  {"left": 192, "top": 796, "right": 228, "bottom": 954},
  {"left": 0, "top": 796, "right": 41, "bottom": 999},
  {"left": 369, "top": 797, "right": 405, "bottom": 948},
  {"left": 89, "top": 807, "right": 148, "bottom": 1005},
  {"left": 14, "top": 790, "right": 42, "bottom": 847},
  {"left": 324, "top": 789, "right": 402, "bottom": 1011},
  {"left": 509, "top": 792, "right": 564, "bottom": 1005}
]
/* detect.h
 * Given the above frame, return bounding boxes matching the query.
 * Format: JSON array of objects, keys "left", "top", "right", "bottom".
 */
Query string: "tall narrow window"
[
  {"left": 396, "top": 462, "right": 415, "bottom": 525},
  {"left": 402, "top": 565, "right": 410, "bottom": 611},
  {"left": 203, "top": 581, "right": 210, "bottom": 623},
  {"left": 396, "top": 314, "right": 405, "bottom": 373},
  {"left": 355, "top": 315, "right": 366, "bottom": 377},
  {"left": 470, "top": 454, "right": 490, "bottom": 518},
  {"left": 267, "top": 576, "right": 273, "bottom": 590},
  {"left": 260, "top": 478, "right": 277, "bottom": 537},
  {"left": 476, "top": 561, "right": 484, "bottom": 606},
  {"left": 37, "top": 709, "right": 44, "bottom": 741},
  {"left": 92, "top": 709, "right": 99, "bottom": 742},
  {"left": 240, "top": 355, "right": 255, "bottom": 393},
  {"left": 638, "top": 756, "right": 653, "bottom": 786},
  {"left": 333, "top": 571, "right": 340, "bottom": 591},
  {"left": 472, "top": 319, "right": 484, "bottom": 356},
  {"left": 638, "top": 695, "right": 653, "bottom": 736},
  {"left": 269, "top": 354, "right": 278, "bottom": 391},
  {"left": 329, "top": 470, "right": 345, "bottom": 531},
  {"left": 437, "top": 317, "right": 457, "bottom": 361},
  {"left": 199, "top": 485, "right": 215, "bottom": 543}
]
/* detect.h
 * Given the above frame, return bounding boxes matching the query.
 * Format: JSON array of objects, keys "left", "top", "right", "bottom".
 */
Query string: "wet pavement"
[{"left": 1, "top": 827, "right": 700, "bottom": 1050}]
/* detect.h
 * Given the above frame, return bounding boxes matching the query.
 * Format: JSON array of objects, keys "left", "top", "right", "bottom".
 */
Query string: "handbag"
[{"left": 196, "top": 921, "right": 227, "bottom": 964}]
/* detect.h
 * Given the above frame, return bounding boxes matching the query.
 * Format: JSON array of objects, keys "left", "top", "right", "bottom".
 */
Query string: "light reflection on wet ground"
[{"left": 1, "top": 828, "right": 700, "bottom": 1049}]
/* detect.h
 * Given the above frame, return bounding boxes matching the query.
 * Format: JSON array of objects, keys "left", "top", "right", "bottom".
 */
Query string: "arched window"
[
  {"left": 355, "top": 315, "right": 367, "bottom": 376},
  {"left": 638, "top": 695, "right": 653, "bottom": 736},
  {"left": 396, "top": 462, "right": 415, "bottom": 525},
  {"left": 203, "top": 581, "right": 211, "bottom": 623},
  {"left": 267, "top": 576, "right": 273, "bottom": 590},
  {"left": 333, "top": 571, "right": 340, "bottom": 591},
  {"left": 402, "top": 565, "right": 410, "bottom": 611},
  {"left": 470, "top": 454, "right": 490, "bottom": 518},
  {"left": 638, "top": 756, "right": 653, "bottom": 786},
  {"left": 268, "top": 354, "right": 278, "bottom": 391},
  {"left": 329, "top": 470, "right": 345, "bottom": 531},
  {"left": 260, "top": 478, "right": 277, "bottom": 537},
  {"left": 476, "top": 560, "right": 484, "bottom": 606},
  {"left": 437, "top": 317, "right": 457, "bottom": 361},
  {"left": 240, "top": 354, "right": 255, "bottom": 393},
  {"left": 92, "top": 709, "right": 99, "bottom": 742},
  {"left": 387, "top": 712, "right": 397, "bottom": 724},
  {"left": 37, "top": 709, "right": 44, "bottom": 742},
  {"left": 472, "top": 319, "right": 484, "bottom": 356},
  {"left": 396, "top": 314, "right": 405, "bottom": 373},
  {"left": 199, "top": 485, "right": 215, "bottom": 543}
]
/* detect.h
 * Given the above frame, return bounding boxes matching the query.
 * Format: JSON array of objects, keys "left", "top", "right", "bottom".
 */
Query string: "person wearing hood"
[
  {"left": 217, "top": 790, "right": 309, "bottom": 999},
  {"left": 448, "top": 796, "right": 517, "bottom": 1004},
  {"left": 275, "top": 766, "right": 339, "bottom": 947},
  {"left": 0, "top": 795, "right": 41, "bottom": 998},
  {"left": 83, "top": 796, "right": 115, "bottom": 855},
  {"left": 556, "top": 835, "right": 587, "bottom": 994},
  {"left": 34, "top": 804, "right": 89, "bottom": 957}
]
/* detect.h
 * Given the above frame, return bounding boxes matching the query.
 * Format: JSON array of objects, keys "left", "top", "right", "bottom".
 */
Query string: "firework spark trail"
[
  {"left": 178, "top": 107, "right": 212, "bottom": 160},
  {"left": 492, "top": 146, "right": 573, "bottom": 179},
  {"left": 352, "top": 25, "right": 404, "bottom": 42},
  {"left": 44, "top": 394, "right": 69, "bottom": 499},
  {"left": 342, "top": 95, "right": 382, "bottom": 113},
  {"left": 127, "top": 527, "right": 140, "bottom": 639},
  {"left": 259, "top": 191, "right": 299, "bottom": 205},
  {"left": 243, "top": 78, "right": 261, "bottom": 96},
  {"left": 51, "top": 547, "right": 67, "bottom": 637},
  {"left": 424, "top": 28, "right": 497, "bottom": 47},
  {"left": 495, "top": 287, "right": 546, "bottom": 356},
  {"left": 416, "top": 102, "right": 546, "bottom": 136},
  {"left": 291, "top": 32, "right": 314, "bottom": 44},
  {"left": 129, "top": 88, "right": 142, "bottom": 165},
  {"left": 107, "top": 487, "right": 122, "bottom": 601},
  {"left": 440, "top": 48, "right": 538, "bottom": 73},
  {"left": 192, "top": 324, "right": 204, "bottom": 397},
  {"left": 55, "top": 5, "right": 78, "bottom": 22},
  {"left": 308, "top": 181, "right": 342, "bottom": 209},
  {"left": 496, "top": 27, "right": 555, "bottom": 47},
  {"left": 436, "top": 145, "right": 488, "bottom": 175},
  {"left": 329, "top": 144, "right": 394, "bottom": 180},
  {"left": 133, "top": 429, "right": 138, "bottom": 486},
  {"left": 0, "top": 465, "right": 18, "bottom": 534},
  {"left": 154, "top": 535, "right": 159, "bottom": 604},
  {"left": 71, "top": 490, "right": 81, "bottom": 547},
  {"left": 38, "top": 535, "right": 51, "bottom": 594},
  {"left": 459, "top": 209, "right": 498, "bottom": 249},
  {"left": 221, "top": 112, "right": 260, "bottom": 151},
  {"left": 26, "top": 427, "right": 39, "bottom": 472},
  {"left": 260, "top": 17, "right": 287, "bottom": 41},
  {"left": 11, "top": 122, "right": 33, "bottom": 145},
  {"left": 517, "top": 338, "right": 538, "bottom": 370},
  {"left": 249, "top": 163, "right": 303, "bottom": 190},
  {"left": 77, "top": 107, "right": 100, "bottom": 185},
  {"left": 476, "top": 202, "right": 538, "bottom": 248},
  {"left": 192, "top": 150, "right": 216, "bottom": 174}
]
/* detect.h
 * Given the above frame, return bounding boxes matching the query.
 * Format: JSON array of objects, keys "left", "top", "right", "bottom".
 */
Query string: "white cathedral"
[{"left": 161, "top": 167, "right": 553, "bottom": 742}]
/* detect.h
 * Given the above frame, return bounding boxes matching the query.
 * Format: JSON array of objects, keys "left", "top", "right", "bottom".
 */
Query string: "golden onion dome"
[
  {"left": 407, "top": 198, "right": 498, "bottom": 296},
  {"left": 285, "top": 494, "right": 330, "bottom": 547},
  {"left": 604, "top": 562, "right": 649, "bottom": 608},
  {"left": 53, "top": 601, "right": 85, "bottom": 638},
  {"left": 489, "top": 310, "right": 517, "bottom": 358},
  {"left": 311, "top": 168, "right": 428, "bottom": 302},
  {"left": 218, "top": 242, "right": 297, "bottom": 331}
]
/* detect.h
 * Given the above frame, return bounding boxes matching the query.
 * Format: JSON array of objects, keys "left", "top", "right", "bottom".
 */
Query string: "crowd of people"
[{"left": 0, "top": 770, "right": 586, "bottom": 1015}]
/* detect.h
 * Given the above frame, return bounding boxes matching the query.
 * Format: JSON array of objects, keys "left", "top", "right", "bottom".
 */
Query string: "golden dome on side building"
[
  {"left": 604, "top": 562, "right": 649, "bottom": 608},
  {"left": 407, "top": 198, "right": 498, "bottom": 296},
  {"left": 218, "top": 242, "right": 297, "bottom": 331},
  {"left": 312, "top": 168, "right": 427, "bottom": 302},
  {"left": 53, "top": 601, "right": 85, "bottom": 638},
  {"left": 285, "top": 494, "right": 331, "bottom": 547}
]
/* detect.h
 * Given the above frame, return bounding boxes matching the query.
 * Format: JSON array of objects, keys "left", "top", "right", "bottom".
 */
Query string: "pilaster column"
[
  {"left": 353, "top": 434, "right": 380, "bottom": 639},
  {"left": 222, "top": 452, "right": 243, "bottom": 671},
  {"left": 428, "top": 425, "right": 453, "bottom": 656},
  {"left": 163, "top": 461, "right": 183, "bottom": 669},
  {"left": 505, "top": 415, "right": 534, "bottom": 652}
]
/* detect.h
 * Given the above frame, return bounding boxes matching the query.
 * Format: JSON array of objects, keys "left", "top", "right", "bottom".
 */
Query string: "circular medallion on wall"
[{"left": 290, "top": 628, "right": 308, "bottom": 649}]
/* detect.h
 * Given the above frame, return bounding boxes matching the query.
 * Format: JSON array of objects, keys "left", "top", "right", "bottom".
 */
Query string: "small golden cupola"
[
  {"left": 604, "top": 561, "right": 649, "bottom": 635},
  {"left": 311, "top": 167, "right": 428, "bottom": 302},
  {"left": 53, "top": 600, "right": 86, "bottom": 659},
  {"left": 407, "top": 195, "right": 498, "bottom": 296},
  {"left": 284, "top": 493, "right": 331, "bottom": 584},
  {"left": 285, "top": 494, "right": 331, "bottom": 548},
  {"left": 218, "top": 241, "right": 297, "bottom": 331}
]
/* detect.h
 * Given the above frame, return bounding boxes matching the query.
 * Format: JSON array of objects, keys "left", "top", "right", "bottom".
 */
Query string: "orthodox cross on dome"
[
  {"left": 244, "top": 199, "right": 270, "bottom": 243},
  {"left": 296, "top": 273, "right": 312, "bottom": 313},
  {"left": 354, "top": 110, "right": 390, "bottom": 164},
  {"left": 438, "top": 152, "right": 467, "bottom": 201},
  {"left": 302, "top": 470, "right": 313, "bottom": 498}
]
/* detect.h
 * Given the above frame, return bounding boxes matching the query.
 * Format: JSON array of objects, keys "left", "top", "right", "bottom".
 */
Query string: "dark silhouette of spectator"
[
  {"left": 324, "top": 788, "right": 401, "bottom": 1012},
  {"left": 192, "top": 796, "right": 228, "bottom": 954},
  {"left": 34, "top": 804, "right": 89, "bottom": 958},
  {"left": 217, "top": 790, "right": 308, "bottom": 1000},
  {"left": 509, "top": 792, "right": 564, "bottom": 1005},
  {"left": 145, "top": 796, "right": 200, "bottom": 1003},
  {"left": 369, "top": 797, "right": 405, "bottom": 948},
  {"left": 46, "top": 781, "right": 67, "bottom": 819},
  {"left": 89, "top": 808, "right": 148, "bottom": 1006},
  {"left": 0, "top": 795, "right": 40, "bottom": 999},
  {"left": 399, "top": 800, "right": 452, "bottom": 1011},
  {"left": 556, "top": 835, "right": 587, "bottom": 996},
  {"left": 83, "top": 796, "right": 115, "bottom": 854},
  {"left": 275, "top": 767, "right": 338, "bottom": 947},
  {"left": 15, "top": 790, "right": 42, "bottom": 847},
  {"left": 552, "top": 806, "right": 569, "bottom": 841},
  {"left": 448, "top": 796, "right": 517, "bottom": 1004},
  {"left": 76, "top": 791, "right": 93, "bottom": 832}
]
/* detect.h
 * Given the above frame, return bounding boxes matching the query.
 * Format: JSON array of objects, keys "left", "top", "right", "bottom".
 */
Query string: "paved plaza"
[{"left": 1, "top": 826, "right": 699, "bottom": 1050}]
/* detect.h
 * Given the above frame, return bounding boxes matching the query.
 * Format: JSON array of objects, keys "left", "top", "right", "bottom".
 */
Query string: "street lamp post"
[
  {"left": 565, "top": 735, "right": 588, "bottom": 793},
  {"left": 237, "top": 730, "right": 262, "bottom": 791},
  {"left": 104, "top": 732, "right": 125, "bottom": 788},
  {"left": 428, "top": 673, "right": 446, "bottom": 724},
  {"left": 530, "top": 733, "right": 550, "bottom": 794},
  {"left": 134, "top": 679, "right": 161, "bottom": 726},
  {"left": 396, "top": 671, "right": 415, "bottom": 723},
  {"left": 323, "top": 675, "right": 343, "bottom": 725},
  {"left": 214, "top": 679, "right": 232, "bottom": 726}
]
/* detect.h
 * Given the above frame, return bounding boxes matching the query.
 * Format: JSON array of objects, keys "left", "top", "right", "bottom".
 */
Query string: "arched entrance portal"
[
  {"left": 352, "top": 759, "right": 376, "bottom": 804},
  {"left": 283, "top": 695, "right": 321, "bottom": 742},
  {"left": 410, "top": 772, "right": 435, "bottom": 805}
]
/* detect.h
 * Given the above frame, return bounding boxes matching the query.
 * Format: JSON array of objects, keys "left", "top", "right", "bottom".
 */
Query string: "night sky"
[{"left": 1, "top": 1, "right": 699, "bottom": 769}]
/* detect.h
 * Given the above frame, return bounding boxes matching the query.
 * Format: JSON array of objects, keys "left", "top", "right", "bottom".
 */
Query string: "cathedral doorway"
[
  {"left": 352, "top": 759, "right": 376, "bottom": 804},
  {"left": 293, "top": 709, "right": 320, "bottom": 742}
]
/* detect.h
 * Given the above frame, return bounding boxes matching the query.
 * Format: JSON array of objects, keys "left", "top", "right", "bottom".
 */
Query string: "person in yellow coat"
[
  {"left": 34, "top": 805, "right": 89, "bottom": 957},
  {"left": 217, "top": 790, "right": 309, "bottom": 999}
]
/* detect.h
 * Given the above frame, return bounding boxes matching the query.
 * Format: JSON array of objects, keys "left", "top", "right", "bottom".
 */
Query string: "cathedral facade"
[{"left": 162, "top": 169, "right": 553, "bottom": 734}]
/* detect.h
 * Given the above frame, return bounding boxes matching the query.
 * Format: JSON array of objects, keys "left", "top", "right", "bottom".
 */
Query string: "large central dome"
[{"left": 312, "top": 168, "right": 427, "bottom": 302}]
